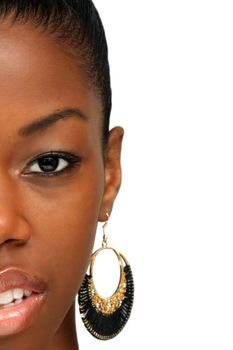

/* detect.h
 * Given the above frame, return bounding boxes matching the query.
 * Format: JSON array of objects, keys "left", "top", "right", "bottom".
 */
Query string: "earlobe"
[{"left": 98, "top": 126, "right": 124, "bottom": 222}]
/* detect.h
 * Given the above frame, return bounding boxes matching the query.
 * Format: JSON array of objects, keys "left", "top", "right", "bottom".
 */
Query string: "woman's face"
[{"left": 0, "top": 19, "right": 123, "bottom": 349}]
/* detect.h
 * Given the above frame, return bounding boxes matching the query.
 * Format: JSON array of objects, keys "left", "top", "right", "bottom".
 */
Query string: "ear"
[{"left": 98, "top": 126, "right": 124, "bottom": 222}]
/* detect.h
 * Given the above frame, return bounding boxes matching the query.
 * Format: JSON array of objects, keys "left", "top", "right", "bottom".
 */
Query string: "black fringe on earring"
[{"left": 78, "top": 264, "right": 134, "bottom": 340}]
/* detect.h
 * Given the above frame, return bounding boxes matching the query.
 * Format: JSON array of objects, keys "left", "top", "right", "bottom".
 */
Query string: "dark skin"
[{"left": 0, "top": 18, "right": 124, "bottom": 350}]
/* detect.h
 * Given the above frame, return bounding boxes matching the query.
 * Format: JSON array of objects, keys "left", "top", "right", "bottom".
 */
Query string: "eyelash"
[{"left": 23, "top": 151, "right": 82, "bottom": 178}]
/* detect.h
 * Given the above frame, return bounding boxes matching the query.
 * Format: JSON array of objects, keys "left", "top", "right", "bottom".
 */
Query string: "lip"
[{"left": 0, "top": 267, "right": 47, "bottom": 337}]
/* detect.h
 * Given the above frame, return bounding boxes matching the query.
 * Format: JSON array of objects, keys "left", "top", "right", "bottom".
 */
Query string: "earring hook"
[{"left": 102, "top": 212, "right": 109, "bottom": 248}]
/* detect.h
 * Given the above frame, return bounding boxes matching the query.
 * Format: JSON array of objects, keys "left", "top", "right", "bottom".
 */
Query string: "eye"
[
  {"left": 23, "top": 151, "right": 82, "bottom": 177},
  {"left": 30, "top": 156, "right": 67, "bottom": 173}
]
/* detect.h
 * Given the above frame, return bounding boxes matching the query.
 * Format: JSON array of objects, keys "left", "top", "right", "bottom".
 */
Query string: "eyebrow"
[{"left": 18, "top": 107, "right": 87, "bottom": 137}]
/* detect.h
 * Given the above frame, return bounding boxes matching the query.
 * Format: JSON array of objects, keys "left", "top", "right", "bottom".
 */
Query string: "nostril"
[
  {"left": 5, "top": 239, "right": 26, "bottom": 246},
  {"left": 5, "top": 239, "right": 15, "bottom": 244}
]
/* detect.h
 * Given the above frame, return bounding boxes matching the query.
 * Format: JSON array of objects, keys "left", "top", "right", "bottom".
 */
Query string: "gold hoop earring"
[{"left": 78, "top": 213, "right": 134, "bottom": 340}]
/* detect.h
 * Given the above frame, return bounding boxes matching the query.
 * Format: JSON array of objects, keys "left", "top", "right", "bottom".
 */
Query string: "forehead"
[{"left": 0, "top": 19, "right": 102, "bottom": 135}]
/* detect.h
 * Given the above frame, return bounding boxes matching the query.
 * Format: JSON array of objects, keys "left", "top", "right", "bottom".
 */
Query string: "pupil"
[{"left": 38, "top": 157, "right": 58, "bottom": 172}]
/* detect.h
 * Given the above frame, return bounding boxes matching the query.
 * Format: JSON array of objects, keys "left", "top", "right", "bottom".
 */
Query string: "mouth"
[{"left": 0, "top": 267, "right": 47, "bottom": 337}]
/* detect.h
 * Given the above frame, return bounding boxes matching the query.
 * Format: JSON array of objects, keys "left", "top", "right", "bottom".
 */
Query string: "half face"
[{"left": 0, "top": 19, "right": 123, "bottom": 349}]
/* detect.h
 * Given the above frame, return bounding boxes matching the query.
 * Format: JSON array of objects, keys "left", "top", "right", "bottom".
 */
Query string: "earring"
[{"left": 78, "top": 213, "right": 134, "bottom": 340}]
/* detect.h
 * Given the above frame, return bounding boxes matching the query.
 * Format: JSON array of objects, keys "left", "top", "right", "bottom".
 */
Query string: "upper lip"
[{"left": 0, "top": 267, "right": 47, "bottom": 294}]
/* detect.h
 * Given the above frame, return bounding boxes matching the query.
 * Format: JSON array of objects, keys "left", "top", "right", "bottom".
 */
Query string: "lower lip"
[{"left": 0, "top": 293, "right": 46, "bottom": 337}]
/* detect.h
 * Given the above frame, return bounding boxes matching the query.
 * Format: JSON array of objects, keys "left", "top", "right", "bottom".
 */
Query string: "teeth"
[
  {"left": 2, "top": 298, "right": 23, "bottom": 309},
  {"left": 0, "top": 288, "right": 32, "bottom": 306},
  {"left": 24, "top": 289, "right": 32, "bottom": 297},
  {"left": 0, "top": 290, "right": 13, "bottom": 305},
  {"left": 13, "top": 288, "right": 24, "bottom": 300}
]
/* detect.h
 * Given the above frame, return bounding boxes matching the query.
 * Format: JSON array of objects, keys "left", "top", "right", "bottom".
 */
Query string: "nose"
[
  {"left": 0, "top": 183, "right": 31, "bottom": 247},
  {"left": 0, "top": 209, "right": 31, "bottom": 246}
]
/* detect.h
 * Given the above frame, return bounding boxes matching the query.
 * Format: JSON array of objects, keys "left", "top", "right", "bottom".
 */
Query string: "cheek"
[{"left": 20, "top": 157, "right": 104, "bottom": 330}]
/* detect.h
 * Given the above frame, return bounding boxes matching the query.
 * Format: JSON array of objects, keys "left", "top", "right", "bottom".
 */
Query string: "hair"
[{"left": 0, "top": 0, "right": 111, "bottom": 147}]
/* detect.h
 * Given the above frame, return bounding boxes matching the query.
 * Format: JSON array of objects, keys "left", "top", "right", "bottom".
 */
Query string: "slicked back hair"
[{"left": 0, "top": 0, "right": 111, "bottom": 146}]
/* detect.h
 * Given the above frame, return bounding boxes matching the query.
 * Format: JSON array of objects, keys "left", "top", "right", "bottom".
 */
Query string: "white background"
[{"left": 75, "top": 1, "right": 233, "bottom": 349}]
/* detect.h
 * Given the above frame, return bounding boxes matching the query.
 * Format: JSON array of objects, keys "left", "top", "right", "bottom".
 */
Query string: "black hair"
[{"left": 0, "top": 0, "right": 111, "bottom": 146}]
